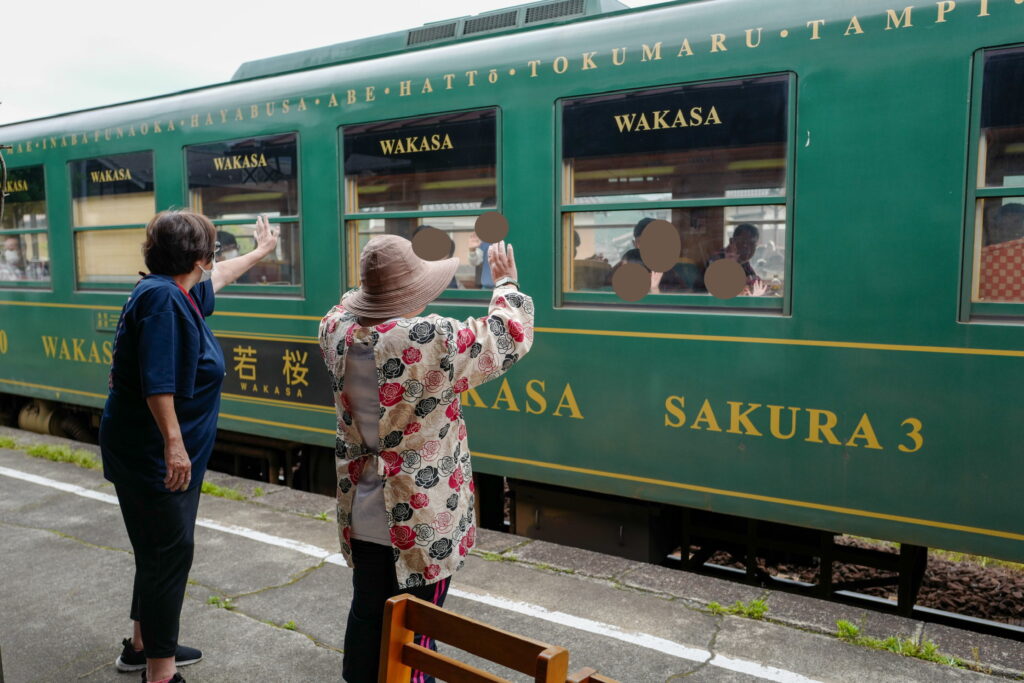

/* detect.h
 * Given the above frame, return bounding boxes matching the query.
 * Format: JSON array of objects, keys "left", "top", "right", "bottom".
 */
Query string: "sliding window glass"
[
  {"left": 187, "top": 133, "right": 301, "bottom": 292},
  {"left": 965, "top": 46, "right": 1024, "bottom": 317},
  {"left": 1, "top": 165, "right": 50, "bottom": 286},
  {"left": 343, "top": 109, "right": 498, "bottom": 294},
  {"left": 70, "top": 151, "right": 153, "bottom": 287},
  {"left": 560, "top": 75, "right": 791, "bottom": 309}
]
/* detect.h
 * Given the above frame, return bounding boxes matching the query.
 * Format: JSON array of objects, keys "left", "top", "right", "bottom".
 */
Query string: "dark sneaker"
[
  {"left": 138, "top": 672, "right": 185, "bottom": 683},
  {"left": 116, "top": 638, "right": 203, "bottom": 672}
]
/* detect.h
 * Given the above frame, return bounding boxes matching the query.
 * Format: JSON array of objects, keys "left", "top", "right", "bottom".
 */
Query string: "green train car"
[{"left": 2, "top": 0, "right": 1023, "bottom": 588}]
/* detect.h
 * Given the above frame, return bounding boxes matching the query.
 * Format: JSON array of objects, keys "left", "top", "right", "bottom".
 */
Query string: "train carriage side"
[{"left": 1, "top": 0, "right": 1022, "bottom": 565}]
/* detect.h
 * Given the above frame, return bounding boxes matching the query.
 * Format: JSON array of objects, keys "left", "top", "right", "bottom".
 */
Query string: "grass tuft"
[
  {"left": 206, "top": 596, "right": 236, "bottom": 610},
  {"left": 707, "top": 599, "right": 768, "bottom": 619},
  {"left": 201, "top": 481, "right": 247, "bottom": 501},
  {"left": 24, "top": 443, "right": 101, "bottom": 470},
  {"left": 282, "top": 620, "right": 297, "bottom": 631},
  {"left": 252, "top": 486, "right": 265, "bottom": 497},
  {"left": 0, "top": 436, "right": 19, "bottom": 449},
  {"left": 835, "top": 620, "right": 970, "bottom": 668},
  {"left": 315, "top": 511, "right": 330, "bottom": 521}
]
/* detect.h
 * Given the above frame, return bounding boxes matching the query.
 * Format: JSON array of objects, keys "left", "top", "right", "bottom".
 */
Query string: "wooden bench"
[{"left": 379, "top": 594, "right": 618, "bottom": 683}]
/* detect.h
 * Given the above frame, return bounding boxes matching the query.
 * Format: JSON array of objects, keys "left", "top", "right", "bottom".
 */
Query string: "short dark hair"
[
  {"left": 216, "top": 230, "right": 238, "bottom": 248},
  {"left": 143, "top": 211, "right": 217, "bottom": 276},
  {"left": 733, "top": 223, "right": 760, "bottom": 240},
  {"left": 633, "top": 217, "right": 655, "bottom": 242}
]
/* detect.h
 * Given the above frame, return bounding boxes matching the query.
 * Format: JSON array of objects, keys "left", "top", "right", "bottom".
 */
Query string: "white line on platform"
[{"left": 0, "top": 464, "right": 823, "bottom": 683}]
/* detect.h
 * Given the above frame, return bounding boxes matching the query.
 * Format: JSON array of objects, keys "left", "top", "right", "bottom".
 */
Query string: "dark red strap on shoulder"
[{"left": 175, "top": 283, "right": 202, "bottom": 317}]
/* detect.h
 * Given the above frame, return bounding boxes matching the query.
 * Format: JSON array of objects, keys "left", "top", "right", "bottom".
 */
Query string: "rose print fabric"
[{"left": 318, "top": 285, "right": 535, "bottom": 587}]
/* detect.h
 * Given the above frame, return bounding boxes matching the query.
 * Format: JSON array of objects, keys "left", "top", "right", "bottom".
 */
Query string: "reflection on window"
[
  {"left": 2, "top": 166, "right": 47, "bottom": 231},
  {"left": 187, "top": 133, "right": 303, "bottom": 290},
  {"left": 75, "top": 228, "right": 146, "bottom": 284},
  {"left": 346, "top": 216, "right": 493, "bottom": 290},
  {"left": 1, "top": 233, "right": 50, "bottom": 282},
  {"left": 562, "top": 76, "right": 788, "bottom": 203},
  {"left": 344, "top": 109, "right": 497, "bottom": 213},
  {"left": 214, "top": 222, "right": 302, "bottom": 285},
  {"left": 187, "top": 134, "right": 298, "bottom": 219},
  {"left": 70, "top": 152, "right": 154, "bottom": 227},
  {"left": 975, "top": 198, "right": 1024, "bottom": 302},
  {"left": 565, "top": 206, "right": 786, "bottom": 296},
  {"left": 979, "top": 46, "right": 1024, "bottom": 189}
]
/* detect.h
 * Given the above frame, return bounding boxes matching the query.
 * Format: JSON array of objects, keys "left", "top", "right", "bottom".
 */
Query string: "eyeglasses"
[{"left": 209, "top": 241, "right": 221, "bottom": 260}]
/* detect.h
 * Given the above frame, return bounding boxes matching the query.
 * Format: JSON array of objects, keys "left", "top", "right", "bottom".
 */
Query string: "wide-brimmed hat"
[{"left": 342, "top": 234, "right": 458, "bottom": 320}]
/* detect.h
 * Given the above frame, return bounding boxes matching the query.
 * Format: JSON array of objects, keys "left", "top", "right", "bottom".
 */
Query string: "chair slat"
[
  {"left": 401, "top": 642, "right": 507, "bottom": 683},
  {"left": 406, "top": 597, "right": 564, "bottom": 675}
]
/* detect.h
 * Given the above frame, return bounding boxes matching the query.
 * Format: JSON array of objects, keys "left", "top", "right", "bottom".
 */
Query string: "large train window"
[
  {"left": 559, "top": 75, "right": 791, "bottom": 309},
  {"left": 342, "top": 109, "right": 498, "bottom": 293},
  {"left": 70, "top": 151, "right": 153, "bottom": 286},
  {"left": 967, "top": 46, "right": 1024, "bottom": 313},
  {"left": 1, "top": 165, "right": 50, "bottom": 285},
  {"left": 187, "top": 133, "right": 302, "bottom": 291}
]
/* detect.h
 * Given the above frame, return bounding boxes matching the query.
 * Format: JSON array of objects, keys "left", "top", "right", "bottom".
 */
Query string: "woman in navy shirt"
[{"left": 101, "top": 211, "right": 277, "bottom": 683}]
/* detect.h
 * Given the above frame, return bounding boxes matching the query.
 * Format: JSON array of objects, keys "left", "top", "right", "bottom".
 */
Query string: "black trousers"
[
  {"left": 115, "top": 482, "right": 201, "bottom": 658},
  {"left": 343, "top": 539, "right": 451, "bottom": 683}
]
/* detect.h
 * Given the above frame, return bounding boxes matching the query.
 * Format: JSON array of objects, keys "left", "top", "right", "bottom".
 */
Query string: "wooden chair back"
[{"left": 380, "top": 593, "right": 570, "bottom": 682}]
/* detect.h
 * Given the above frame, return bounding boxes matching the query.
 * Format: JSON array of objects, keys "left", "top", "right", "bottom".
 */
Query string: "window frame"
[
  {"left": 555, "top": 72, "right": 797, "bottom": 314},
  {"left": 340, "top": 107, "right": 502, "bottom": 302},
  {"left": 183, "top": 131, "right": 303, "bottom": 297},
  {"left": 0, "top": 163, "right": 51, "bottom": 290},
  {"left": 68, "top": 149, "right": 155, "bottom": 291},
  {"left": 960, "top": 45, "right": 1024, "bottom": 322}
]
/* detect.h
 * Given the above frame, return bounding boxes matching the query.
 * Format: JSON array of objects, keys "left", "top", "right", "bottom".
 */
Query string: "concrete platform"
[{"left": 0, "top": 426, "right": 1020, "bottom": 682}]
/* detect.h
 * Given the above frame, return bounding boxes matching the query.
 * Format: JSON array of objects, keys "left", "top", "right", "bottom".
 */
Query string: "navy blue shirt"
[{"left": 100, "top": 275, "right": 225, "bottom": 491}]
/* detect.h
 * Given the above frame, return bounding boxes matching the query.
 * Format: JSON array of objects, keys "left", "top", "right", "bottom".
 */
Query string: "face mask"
[
  {"left": 3, "top": 250, "right": 20, "bottom": 265},
  {"left": 222, "top": 248, "right": 239, "bottom": 260},
  {"left": 198, "top": 259, "right": 215, "bottom": 283}
]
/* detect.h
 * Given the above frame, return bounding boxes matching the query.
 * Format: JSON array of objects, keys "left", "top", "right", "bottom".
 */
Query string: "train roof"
[{"left": 231, "top": 0, "right": 633, "bottom": 81}]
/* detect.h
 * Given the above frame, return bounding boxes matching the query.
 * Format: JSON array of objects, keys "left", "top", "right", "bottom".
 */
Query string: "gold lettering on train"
[
  {"left": 212, "top": 154, "right": 268, "bottom": 171},
  {"left": 40, "top": 335, "right": 113, "bottom": 365},
  {"left": 641, "top": 42, "right": 663, "bottom": 61},
  {"left": 936, "top": 1, "right": 956, "bottom": 23},
  {"left": 89, "top": 169, "right": 133, "bottom": 183},
  {"left": 379, "top": 134, "right": 454, "bottom": 155},
  {"left": 613, "top": 106, "right": 722, "bottom": 132},
  {"left": 886, "top": 7, "right": 913, "bottom": 29},
  {"left": 4, "top": 179, "right": 28, "bottom": 193},
  {"left": 14, "top": 0, "right": 1024, "bottom": 157},
  {"left": 664, "top": 395, "right": 920, "bottom": 452},
  {"left": 462, "top": 379, "right": 584, "bottom": 419}
]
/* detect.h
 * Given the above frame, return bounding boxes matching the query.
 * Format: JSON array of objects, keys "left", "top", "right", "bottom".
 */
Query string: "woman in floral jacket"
[{"left": 318, "top": 234, "right": 533, "bottom": 682}]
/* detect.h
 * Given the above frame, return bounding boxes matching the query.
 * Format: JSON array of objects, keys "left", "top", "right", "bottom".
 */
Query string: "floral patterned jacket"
[{"left": 318, "top": 285, "right": 535, "bottom": 587}]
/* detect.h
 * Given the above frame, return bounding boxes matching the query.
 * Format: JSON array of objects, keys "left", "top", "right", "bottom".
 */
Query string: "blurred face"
[
  {"left": 3, "top": 238, "right": 21, "bottom": 264},
  {"left": 732, "top": 233, "right": 758, "bottom": 262}
]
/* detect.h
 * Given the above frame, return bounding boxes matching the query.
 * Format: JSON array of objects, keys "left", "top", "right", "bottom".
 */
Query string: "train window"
[
  {"left": 70, "top": 151, "right": 153, "bottom": 286},
  {"left": 343, "top": 109, "right": 497, "bottom": 213},
  {"left": 1, "top": 165, "right": 50, "bottom": 285},
  {"left": 70, "top": 151, "right": 154, "bottom": 228},
  {"left": 186, "top": 133, "right": 302, "bottom": 291},
  {"left": 342, "top": 109, "right": 499, "bottom": 295},
  {"left": 75, "top": 228, "right": 147, "bottom": 284},
  {"left": 978, "top": 47, "right": 1024, "bottom": 190},
  {"left": 560, "top": 76, "right": 790, "bottom": 308},
  {"left": 346, "top": 216, "right": 487, "bottom": 290},
  {"left": 969, "top": 47, "right": 1024, "bottom": 309},
  {"left": 563, "top": 76, "right": 787, "bottom": 204}
]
